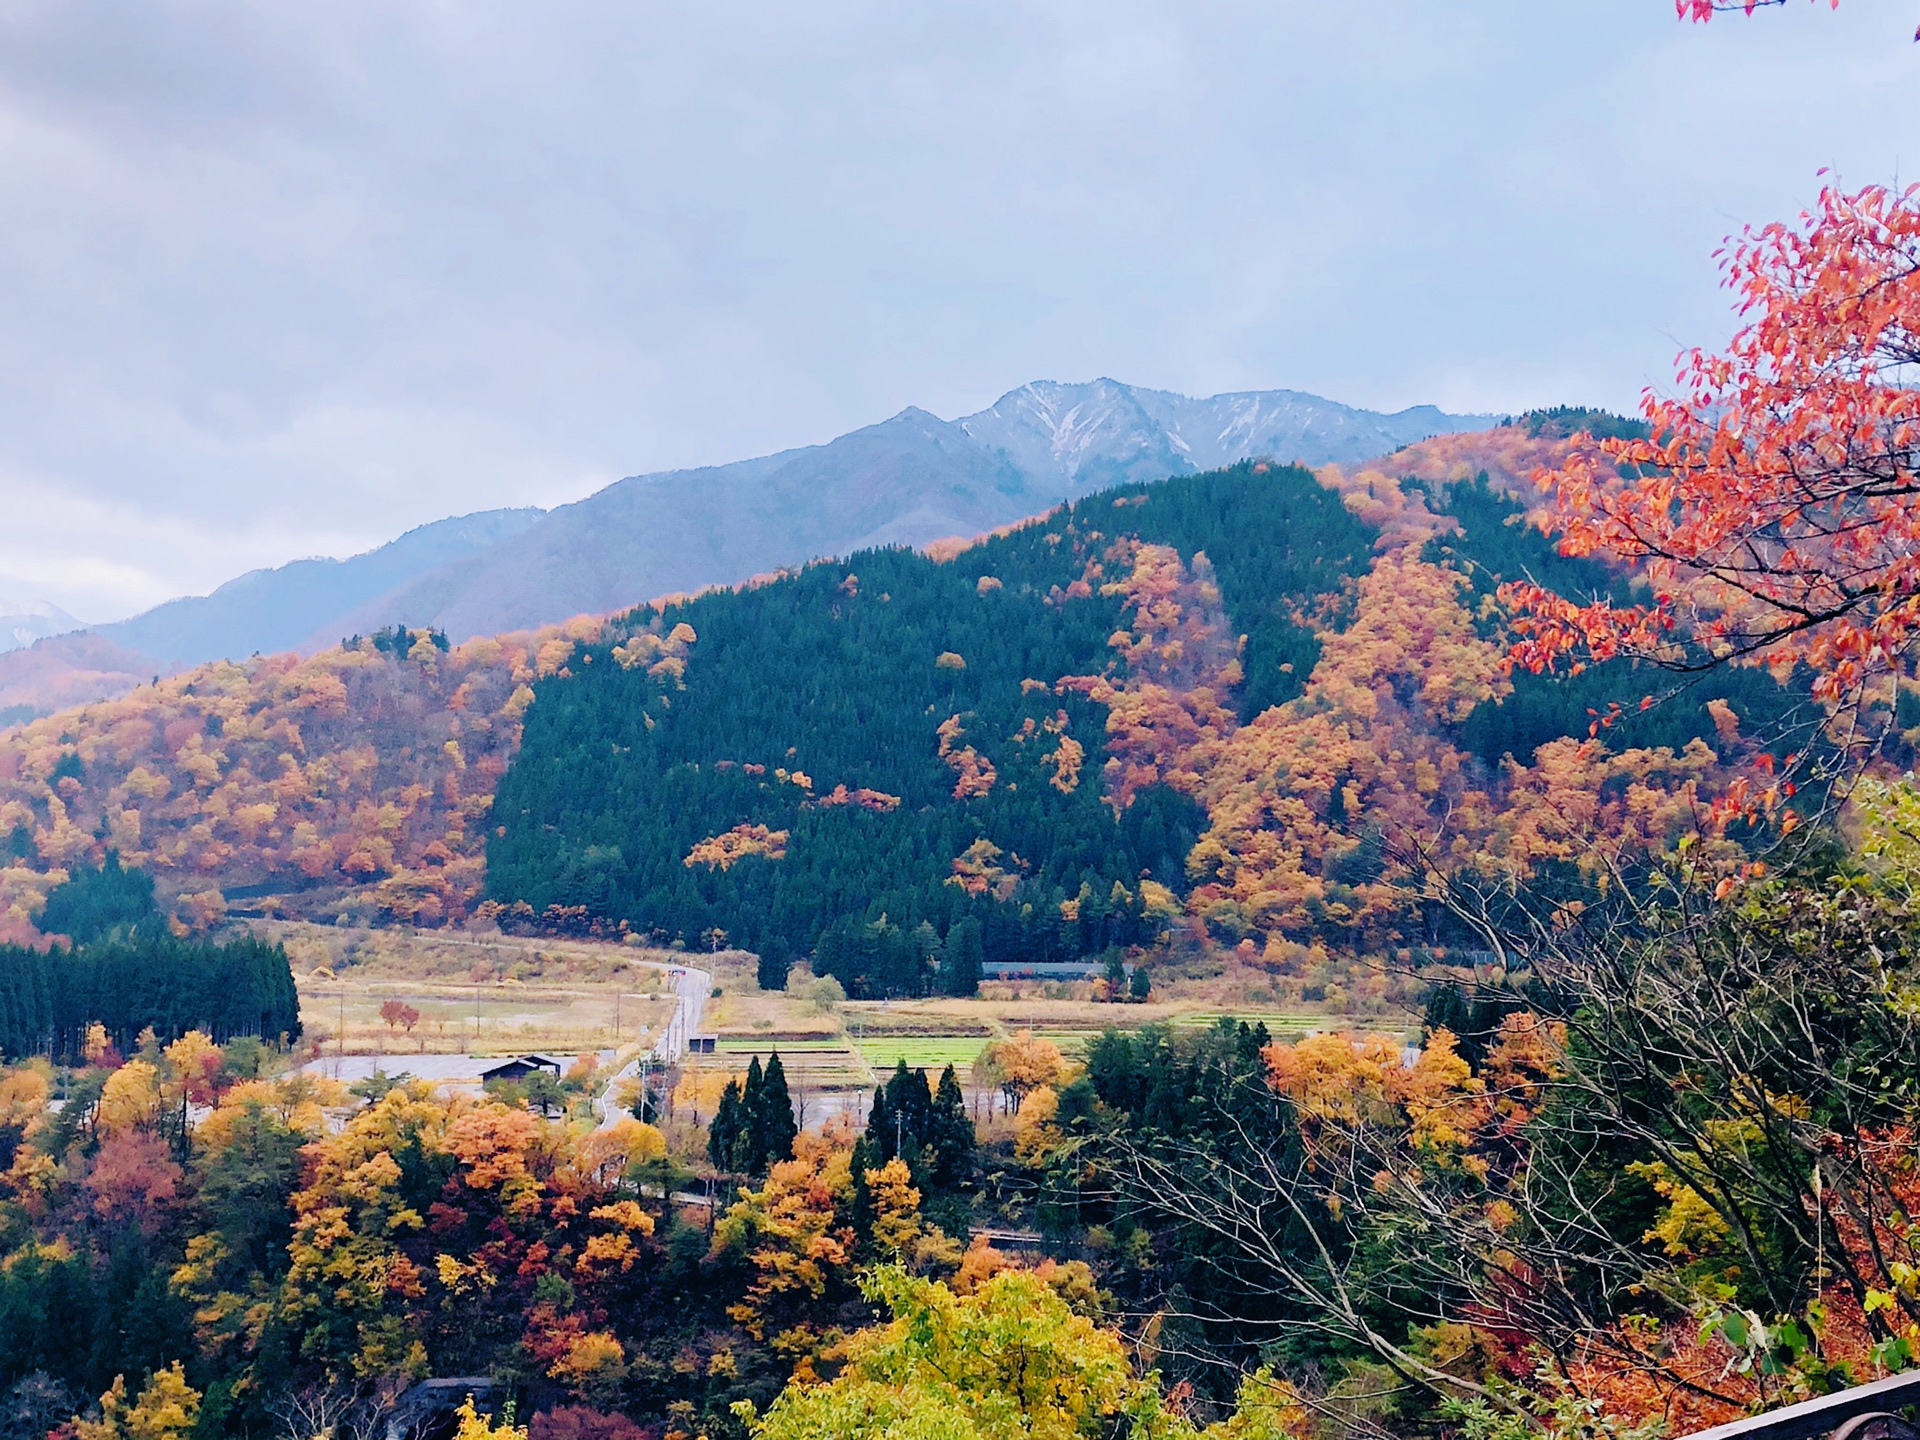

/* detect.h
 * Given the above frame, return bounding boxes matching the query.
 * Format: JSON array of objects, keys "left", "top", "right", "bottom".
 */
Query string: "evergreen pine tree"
[
  {"left": 709, "top": 1080, "right": 743, "bottom": 1171},
  {"left": 883, "top": 1062, "right": 932, "bottom": 1147},
  {"left": 928, "top": 1064, "right": 975, "bottom": 1189},
  {"left": 866, "top": 1085, "right": 893, "bottom": 1162},
  {"left": 1129, "top": 963, "right": 1152, "bottom": 1002},
  {"left": 37, "top": 854, "right": 158, "bottom": 946},
  {"left": 740, "top": 1057, "right": 768, "bottom": 1174},
  {"left": 756, "top": 937, "right": 792, "bottom": 993},
  {"left": 1142, "top": 1047, "right": 1182, "bottom": 1134},
  {"left": 944, "top": 918, "right": 984, "bottom": 998},
  {"left": 879, "top": 1062, "right": 935, "bottom": 1182},
  {"left": 754, "top": 1051, "right": 797, "bottom": 1168}
]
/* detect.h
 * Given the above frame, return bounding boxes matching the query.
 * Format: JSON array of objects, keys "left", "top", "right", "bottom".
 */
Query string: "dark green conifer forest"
[
  {"left": 489, "top": 462, "right": 1373, "bottom": 993},
  {"left": 0, "top": 861, "right": 301, "bottom": 1060},
  {"left": 489, "top": 460, "right": 1806, "bottom": 994}
]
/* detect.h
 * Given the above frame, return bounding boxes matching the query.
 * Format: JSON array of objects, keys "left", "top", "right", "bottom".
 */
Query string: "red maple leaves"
[{"left": 1508, "top": 184, "right": 1920, "bottom": 713}]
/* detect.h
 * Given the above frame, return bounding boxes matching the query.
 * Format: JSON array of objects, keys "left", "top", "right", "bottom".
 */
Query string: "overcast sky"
[{"left": 0, "top": 1, "right": 1910, "bottom": 622}]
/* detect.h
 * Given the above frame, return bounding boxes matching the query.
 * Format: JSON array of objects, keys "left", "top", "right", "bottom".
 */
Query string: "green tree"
[
  {"left": 36, "top": 855, "right": 157, "bottom": 945},
  {"left": 926, "top": 1065, "right": 975, "bottom": 1190},
  {"left": 753, "top": 1052, "right": 797, "bottom": 1171},
  {"left": 943, "top": 919, "right": 983, "bottom": 998},
  {"left": 756, "top": 938, "right": 792, "bottom": 993},
  {"left": 709, "top": 1079, "right": 745, "bottom": 1173}
]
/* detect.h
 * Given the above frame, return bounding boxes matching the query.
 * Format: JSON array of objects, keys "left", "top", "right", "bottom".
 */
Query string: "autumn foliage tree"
[
  {"left": 736, "top": 1266, "right": 1304, "bottom": 1440},
  {"left": 0, "top": 617, "right": 601, "bottom": 936},
  {"left": 1509, "top": 184, "right": 1920, "bottom": 753}
]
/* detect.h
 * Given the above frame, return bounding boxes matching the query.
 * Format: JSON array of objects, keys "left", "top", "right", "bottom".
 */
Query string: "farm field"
[
  {"left": 847, "top": 1012, "right": 1348, "bottom": 1080},
  {"left": 693, "top": 965, "right": 1400, "bottom": 1103},
  {"left": 261, "top": 920, "right": 701, "bottom": 1058}
]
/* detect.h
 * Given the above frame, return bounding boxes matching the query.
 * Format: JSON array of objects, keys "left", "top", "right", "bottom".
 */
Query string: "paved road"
[{"left": 595, "top": 961, "right": 711, "bottom": 1127}]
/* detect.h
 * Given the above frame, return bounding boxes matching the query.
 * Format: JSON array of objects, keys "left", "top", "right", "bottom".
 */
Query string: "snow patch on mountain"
[
  {"left": 0, "top": 599, "right": 85, "bottom": 654},
  {"left": 959, "top": 379, "right": 1496, "bottom": 488}
]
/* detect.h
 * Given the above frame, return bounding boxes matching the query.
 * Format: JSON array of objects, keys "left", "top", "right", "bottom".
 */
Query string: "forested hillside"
[
  {"left": 0, "top": 421, "right": 1808, "bottom": 969},
  {"left": 0, "top": 619, "right": 601, "bottom": 943},
  {"left": 490, "top": 448, "right": 1800, "bottom": 993}
]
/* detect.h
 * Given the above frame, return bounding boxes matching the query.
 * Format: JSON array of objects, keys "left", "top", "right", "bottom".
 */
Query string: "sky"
[{"left": 0, "top": 1, "right": 1911, "bottom": 623}]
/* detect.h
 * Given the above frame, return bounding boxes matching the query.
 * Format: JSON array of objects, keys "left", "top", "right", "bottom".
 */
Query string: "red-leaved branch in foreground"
[
  {"left": 1677, "top": 0, "right": 1837, "bottom": 20},
  {"left": 1505, "top": 184, "right": 1920, "bottom": 712}
]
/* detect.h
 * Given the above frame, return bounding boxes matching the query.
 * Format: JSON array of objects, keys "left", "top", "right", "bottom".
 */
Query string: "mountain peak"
[
  {"left": 15, "top": 381, "right": 1500, "bottom": 714},
  {"left": 0, "top": 598, "right": 84, "bottom": 655}
]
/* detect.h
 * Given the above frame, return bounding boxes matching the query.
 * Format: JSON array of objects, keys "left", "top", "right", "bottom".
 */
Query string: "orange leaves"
[
  {"left": 684, "top": 823, "right": 790, "bottom": 870},
  {"left": 1512, "top": 184, "right": 1920, "bottom": 717},
  {"left": 1059, "top": 544, "right": 1240, "bottom": 809},
  {"left": 715, "top": 1131, "right": 858, "bottom": 1349},
  {"left": 949, "top": 838, "right": 1017, "bottom": 899},
  {"left": 1181, "top": 553, "right": 1507, "bottom": 935},
  {"left": 1047, "top": 732, "right": 1084, "bottom": 794},
  {"left": 814, "top": 784, "right": 902, "bottom": 813},
  {"left": 0, "top": 619, "right": 585, "bottom": 932},
  {"left": 447, "top": 1106, "right": 544, "bottom": 1191},
  {"left": 935, "top": 715, "right": 998, "bottom": 800},
  {"left": 1265, "top": 1027, "right": 1494, "bottom": 1162}
]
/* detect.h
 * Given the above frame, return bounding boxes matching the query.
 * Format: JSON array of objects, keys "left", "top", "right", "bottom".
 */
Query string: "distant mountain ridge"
[
  {"left": 97, "top": 507, "right": 547, "bottom": 669},
  {"left": 325, "top": 379, "right": 1497, "bottom": 643},
  {"left": 5, "top": 380, "right": 1493, "bottom": 720},
  {"left": 958, "top": 380, "right": 1484, "bottom": 488}
]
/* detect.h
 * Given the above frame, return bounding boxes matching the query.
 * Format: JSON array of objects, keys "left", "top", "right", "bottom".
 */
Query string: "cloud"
[{"left": 0, "top": 0, "right": 1906, "bottom": 618}]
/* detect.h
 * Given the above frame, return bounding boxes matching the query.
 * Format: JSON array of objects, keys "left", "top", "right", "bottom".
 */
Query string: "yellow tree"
[
  {"left": 973, "top": 1032, "right": 1065, "bottom": 1114},
  {"left": 736, "top": 1266, "right": 1304, "bottom": 1440},
  {"left": 74, "top": 1363, "right": 201, "bottom": 1440},
  {"left": 277, "top": 1086, "right": 449, "bottom": 1380},
  {"left": 713, "top": 1132, "right": 857, "bottom": 1366}
]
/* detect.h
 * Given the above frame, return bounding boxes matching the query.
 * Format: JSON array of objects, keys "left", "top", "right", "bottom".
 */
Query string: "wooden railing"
[{"left": 1684, "top": 1372, "right": 1920, "bottom": 1440}]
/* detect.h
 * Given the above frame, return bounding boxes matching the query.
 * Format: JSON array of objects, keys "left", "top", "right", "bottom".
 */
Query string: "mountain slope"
[
  {"left": 0, "top": 632, "right": 152, "bottom": 726},
  {"left": 319, "top": 408, "right": 1047, "bottom": 643},
  {"left": 333, "top": 381, "right": 1496, "bottom": 641},
  {"left": 0, "top": 425, "right": 1793, "bottom": 962},
  {"left": 0, "top": 617, "right": 595, "bottom": 942},
  {"left": 97, "top": 507, "right": 547, "bottom": 669},
  {"left": 486, "top": 454, "right": 1788, "bottom": 992},
  {"left": 0, "top": 599, "right": 84, "bottom": 654}
]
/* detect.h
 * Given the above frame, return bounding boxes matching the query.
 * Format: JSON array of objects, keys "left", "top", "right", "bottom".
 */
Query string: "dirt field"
[{"left": 262, "top": 921, "right": 708, "bottom": 1057}]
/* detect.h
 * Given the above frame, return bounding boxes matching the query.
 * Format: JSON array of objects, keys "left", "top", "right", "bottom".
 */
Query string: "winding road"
[{"left": 594, "top": 960, "right": 711, "bottom": 1127}]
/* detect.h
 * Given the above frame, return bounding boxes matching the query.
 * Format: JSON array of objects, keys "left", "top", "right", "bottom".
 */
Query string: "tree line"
[{"left": 0, "top": 859, "right": 300, "bottom": 1061}]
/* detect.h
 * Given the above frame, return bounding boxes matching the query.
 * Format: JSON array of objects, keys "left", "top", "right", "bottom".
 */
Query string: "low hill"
[
  {"left": 0, "top": 633, "right": 156, "bottom": 726},
  {"left": 0, "top": 619, "right": 596, "bottom": 943}
]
